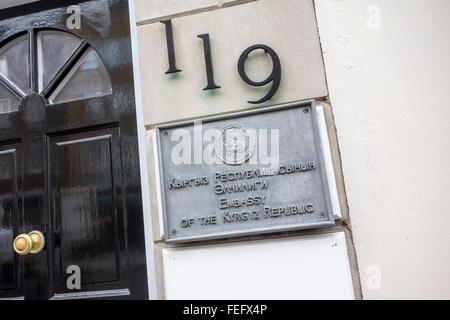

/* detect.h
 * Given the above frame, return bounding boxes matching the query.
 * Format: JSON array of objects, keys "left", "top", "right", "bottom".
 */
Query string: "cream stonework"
[
  {"left": 135, "top": 0, "right": 258, "bottom": 24},
  {"left": 135, "top": 0, "right": 359, "bottom": 299},
  {"left": 221, "top": 0, "right": 257, "bottom": 7},
  {"left": 135, "top": 0, "right": 219, "bottom": 24},
  {"left": 137, "top": 0, "right": 328, "bottom": 126}
]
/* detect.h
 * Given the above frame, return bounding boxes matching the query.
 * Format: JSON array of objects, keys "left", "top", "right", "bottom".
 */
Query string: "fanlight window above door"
[{"left": 0, "top": 29, "right": 112, "bottom": 114}]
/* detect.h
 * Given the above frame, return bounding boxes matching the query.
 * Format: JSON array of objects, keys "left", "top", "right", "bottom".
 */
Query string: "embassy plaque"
[{"left": 156, "top": 101, "right": 334, "bottom": 243}]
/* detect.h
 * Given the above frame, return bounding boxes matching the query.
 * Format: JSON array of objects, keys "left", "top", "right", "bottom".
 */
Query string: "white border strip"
[
  {"left": 152, "top": 130, "right": 165, "bottom": 239},
  {"left": 128, "top": 0, "right": 157, "bottom": 300},
  {"left": 316, "top": 105, "right": 342, "bottom": 219}
]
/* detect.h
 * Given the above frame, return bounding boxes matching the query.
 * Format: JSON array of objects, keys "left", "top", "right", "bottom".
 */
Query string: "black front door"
[{"left": 0, "top": 0, "right": 148, "bottom": 300}]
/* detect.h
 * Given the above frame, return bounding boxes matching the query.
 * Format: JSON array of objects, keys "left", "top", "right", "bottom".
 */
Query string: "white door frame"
[{"left": 128, "top": 0, "right": 158, "bottom": 300}]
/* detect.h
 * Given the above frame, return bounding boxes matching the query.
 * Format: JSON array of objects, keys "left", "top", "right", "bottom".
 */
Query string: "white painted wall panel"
[
  {"left": 314, "top": 0, "right": 450, "bottom": 299},
  {"left": 163, "top": 232, "right": 355, "bottom": 299}
]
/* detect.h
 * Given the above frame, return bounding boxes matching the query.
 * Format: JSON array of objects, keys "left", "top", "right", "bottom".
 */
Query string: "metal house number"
[{"left": 161, "top": 19, "right": 282, "bottom": 104}]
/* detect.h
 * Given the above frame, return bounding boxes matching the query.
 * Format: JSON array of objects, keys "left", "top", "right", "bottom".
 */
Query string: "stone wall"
[{"left": 135, "top": 0, "right": 360, "bottom": 299}]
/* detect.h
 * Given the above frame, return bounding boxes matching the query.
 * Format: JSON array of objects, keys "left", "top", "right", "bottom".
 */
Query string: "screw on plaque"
[
  {"left": 320, "top": 212, "right": 327, "bottom": 218},
  {"left": 171, "top": 229, "right": 177, "bottom": 235},
  {"left": 163, "top": 131, "right": 168, "bottom": 137},
  {"left": 303, "top": 108, "right": 310, "bottom": 113}
]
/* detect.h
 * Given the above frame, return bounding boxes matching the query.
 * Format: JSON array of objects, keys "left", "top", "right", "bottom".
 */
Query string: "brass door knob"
[
  {"left": 13, "top": 231, "right": 45, "bottom": 255},
  {"left": 13, "top": 234, "right": 32, "bottom": 255}
]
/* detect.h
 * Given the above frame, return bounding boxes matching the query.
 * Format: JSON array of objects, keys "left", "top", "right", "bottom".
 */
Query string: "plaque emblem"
[{"left": 215, "top": 123, "right": 255, "bottom": 165}]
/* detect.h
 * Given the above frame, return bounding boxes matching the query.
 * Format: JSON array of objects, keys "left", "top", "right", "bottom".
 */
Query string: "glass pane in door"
[
  {"left": 37, "top": 30, "right": 82, "bottom": 92},
  {"left": 0, "top": 34, "right": 29, "bottom": 95},
  {"left": 49, "top": 48, "right": 112, "bottom": 104},
  {"left": 0, "top": 85, "right": 20, "bottom": 113}
]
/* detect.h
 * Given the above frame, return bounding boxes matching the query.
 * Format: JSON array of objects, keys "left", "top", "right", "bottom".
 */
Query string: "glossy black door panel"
[
  {"left": 0, "top": 142, "right": 23, "bottom": 298},
  {"left": 49, "top": 126, "right": 128, "bottom": 293},
  {"left": 0, "top": 0, "right": 148, "bottom": 300}
]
